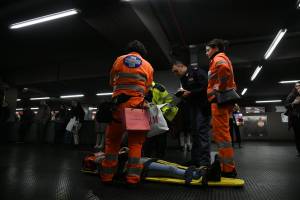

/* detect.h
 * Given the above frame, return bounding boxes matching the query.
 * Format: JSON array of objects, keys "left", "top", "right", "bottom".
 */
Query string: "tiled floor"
[{"left": 0, "top": 142, "right": 300, "bottom": 200}]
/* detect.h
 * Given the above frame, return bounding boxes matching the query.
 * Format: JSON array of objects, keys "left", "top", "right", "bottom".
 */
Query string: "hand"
[
  {"left": 292, "top": 96, "right": 300, "bottom": 105},
  {"left": 182, "top": 90, "right": 191, "bottom": 97}
]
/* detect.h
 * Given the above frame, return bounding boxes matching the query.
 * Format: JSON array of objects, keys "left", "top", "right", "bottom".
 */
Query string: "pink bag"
[{"left": 122, "top": 107, "right": 150, "bottom": 133}]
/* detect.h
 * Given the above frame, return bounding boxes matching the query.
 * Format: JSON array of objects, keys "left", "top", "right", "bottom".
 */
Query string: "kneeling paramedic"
[{"left": 100, "top": 40, "right": 154, "bottom": 184}]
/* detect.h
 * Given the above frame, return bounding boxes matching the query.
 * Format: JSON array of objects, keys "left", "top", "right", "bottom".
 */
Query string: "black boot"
[{"left": 206, "top": 154, "right": 221, "bottom": 182}]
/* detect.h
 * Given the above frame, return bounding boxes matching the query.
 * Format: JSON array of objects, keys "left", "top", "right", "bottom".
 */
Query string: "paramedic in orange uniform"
[
  {"left": 206, "top": 39, "right": 237, "bottom": 178},
  {"left": 100, "top": 40, "right": 154, "bottom": 184}
]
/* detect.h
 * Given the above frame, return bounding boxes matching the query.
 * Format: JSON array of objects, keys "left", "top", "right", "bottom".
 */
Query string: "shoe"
[
  {"left": 184, "top": 166, "right": 196, "bottom": 184},
  {"left": 206, "top": 154, "right": 221, "bottom": 182},
  {"left": 221, "top": 168, "right": 237, "bottom": 178}
]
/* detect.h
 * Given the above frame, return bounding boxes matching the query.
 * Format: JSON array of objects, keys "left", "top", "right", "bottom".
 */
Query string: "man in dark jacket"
[
  {"left": 285, "top": 81, "right": 300, "bottom": 157},
  {"left": 172, "top": 60, "right": 211, "bottom": 167}
]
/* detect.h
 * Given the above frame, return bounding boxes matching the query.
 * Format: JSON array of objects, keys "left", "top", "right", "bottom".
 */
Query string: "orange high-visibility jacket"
[
  {"left": 110, "top": 52, "right": 154, "bottom": 98},
  {"left": 207, "top": 52, "right": 237, "bottom": 102}
]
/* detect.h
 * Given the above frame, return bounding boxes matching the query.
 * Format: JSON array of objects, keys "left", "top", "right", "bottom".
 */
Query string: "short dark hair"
[
  {"left": 125, "top": 40, "right": 147, "bottom": 57},
  {"left": 206, "top": 38, "right": 229, "bottom": 52},
  {"left": 172, "top": 59, "right": 188, "bottom": 67}
]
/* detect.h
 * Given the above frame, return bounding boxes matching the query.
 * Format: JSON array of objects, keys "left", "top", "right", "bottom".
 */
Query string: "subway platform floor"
[{"left": 0, "top": 142, "right": 300, "bottom": 200}]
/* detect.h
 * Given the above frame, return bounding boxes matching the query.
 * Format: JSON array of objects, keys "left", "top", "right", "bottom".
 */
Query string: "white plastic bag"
[
  {"left": 66, "top": 117, "right": 76, "bottom": 132},
  {"left": 147, "top": 103, "right": 169, "bottom": 138}
]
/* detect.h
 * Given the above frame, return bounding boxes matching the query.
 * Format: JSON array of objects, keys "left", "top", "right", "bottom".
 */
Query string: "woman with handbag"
[{"left": 206, "top": 38, "right": 238, "bottom": 178}]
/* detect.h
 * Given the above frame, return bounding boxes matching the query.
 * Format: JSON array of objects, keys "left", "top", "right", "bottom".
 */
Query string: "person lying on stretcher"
[{"left": 82, "top": 147, "right": 221, "bottom": 185}]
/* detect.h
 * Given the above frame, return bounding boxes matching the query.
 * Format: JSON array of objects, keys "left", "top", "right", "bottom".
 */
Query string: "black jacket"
[
  {"left": 284, "top": 89, "right": 300, "bottom": 129},
  {"left": 180, "top": 66, "right": 209, "bottom": 108}
]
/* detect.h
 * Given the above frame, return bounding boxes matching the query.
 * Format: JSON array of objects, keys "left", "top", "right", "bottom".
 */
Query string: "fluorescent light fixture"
[
  {"left": 30, "top": 107, "right": 39, "bottom": 110},
  {"left": 88, "top": 107, "right": 98, "bottom": 111},
  {"left": 190, "top": 63, "right": 198, "bottom": 66},
  {"left": 250, "top": 66, "right": 262, "bottom": 81},
  {"left": 255, "top": 100, "right": 282, "bottom": 103},
  {"left": 60, "top": 94, "right": 84, "bottom": 99},
  {"left": 264, "top": 29, "right": 287, "bottom": 60},
  {"left": 297, "top": 0, "right": 300, "bottom": 9},
  {"left": 30, "top": 97, "right": 50, "bottom": 101},
  {"left": 92, "top": 111, "right": 97, "bottom": 114},
  {"left": 17, "top": 99, "right": 21, "bottom": 101},
  {"left": 9, "top": 9, "right": 79, "bottom": 29},
  {"left": 96, "top": 92, "right": 113, "bottom": 96},
  {"left": 279, "top": 80, "right": 300, "bottom": 84},
  {"left": 16, "top": 108, "right": 23, "bottom": 111},
  {"left": 241, "top": 88, "right": 248, "bottom": 96}
]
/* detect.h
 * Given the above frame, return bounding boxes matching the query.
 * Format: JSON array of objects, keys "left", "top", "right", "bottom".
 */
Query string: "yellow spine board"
[{"left": 145, "top": 177, "right": 244, "bottom": 187}]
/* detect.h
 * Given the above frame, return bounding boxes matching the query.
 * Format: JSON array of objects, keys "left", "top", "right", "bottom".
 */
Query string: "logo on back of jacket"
[{"left": 124, "top": 55, "right": 142, "bottom": 68}]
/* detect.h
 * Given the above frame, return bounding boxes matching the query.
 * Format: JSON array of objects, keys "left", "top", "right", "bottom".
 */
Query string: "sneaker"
[{"left": 221, "top": 168, "right": 237, "bottom": 178}]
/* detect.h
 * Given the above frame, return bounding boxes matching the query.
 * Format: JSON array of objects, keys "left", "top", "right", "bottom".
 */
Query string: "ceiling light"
[
  {"left": 264, "top": 29, "right": 287, "bottom": 60},
  {"left": 30, "top": 97, "right": 50, "bottom": 100},
  {"left": 297, "top": 0, "right": 300, "bottom": 9},
  {"left": 278, "top": 80, "right": 300, "bottom": 84},
  {"left": 241, "top": 88, "right": 248, "bottom": 96},
  {"left": 255, "top": 100, "right": 282, "bottom": 103},
  {"left": 17, "top": 99, "right": 21, "bottom": 101},
  {"left": 60, "top": 94, "right": 84, "bottom": 99},
  {"left": 16, "top": 108, "right": 23, "bottom": 111},
  {"left": 30, "top": 107, "right": 39, "bottom": 110},
  {"left": 9, "top": 9, "right": 79, "bottom": 29},
  {"left": 96, "top": 92, "right": 113, "bottom": 96},
  {"left": 250, "top": 66, "right": 262, "bottom": 81}
]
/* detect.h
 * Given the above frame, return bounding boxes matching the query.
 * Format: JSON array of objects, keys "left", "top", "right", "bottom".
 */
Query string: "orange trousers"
[
  {"left": 211, "top": 103, "right": 236, "bottom": 173},
  {"left": 100, "top": 97, "right": 146, "bottom": 184}
]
